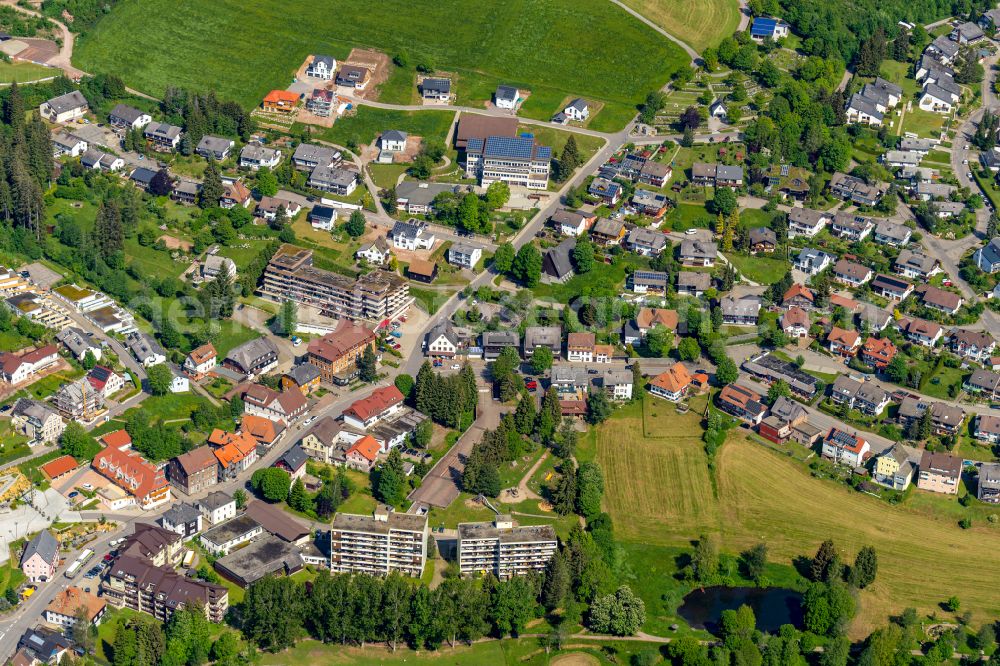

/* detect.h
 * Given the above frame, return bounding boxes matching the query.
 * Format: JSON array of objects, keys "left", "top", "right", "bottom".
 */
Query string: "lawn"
[
  {"left": 901, "top": 108, "right": 949, "bottom": 139},
  {"left": 74, "top": 0, "right": 687, "bottom": 130},
  {"left": 597, "top": 394, "right": 1000, "bottom": 636},
  {"left": 260, "top": 637, "right": 657, "bottom": 665},
  {"left": 724, "top": 253, "right": 789, "bottom": 284},
  {"left": 517, "top": 124, "right": 606, "bottom": 167},
  {"left": 920, "top": 365, "right": 968, "bottom": 400},
  {"left": 616, "top": 0, "right": 741, "bottom": 51},
  {"left": 368, "top": 163, "right": 409, "bottom": 191},
  {"left": 0, "top": 61, "right": 57, "bottom": 84},
  {"left": 311, "top": 107, "right": 454, "bottom": 149}
]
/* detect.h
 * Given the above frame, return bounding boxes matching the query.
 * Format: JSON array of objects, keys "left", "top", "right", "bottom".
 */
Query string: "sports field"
[
  {"left": 73, "top": 0, "right": 688, "bottom": 129},
  {"left": 617, "top": 0, "right": 742, "bottom": 51},
  {"left": 597, "top": 401, "right": 1000, "bottom": 635}
]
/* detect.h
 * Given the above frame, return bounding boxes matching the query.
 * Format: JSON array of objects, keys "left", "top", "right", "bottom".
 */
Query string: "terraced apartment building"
[
  {"left": 261, "top": 245, "right": 411, "bottom": 322},
  {"left": 457, "top": 516, "right": 558, "bottom": 579},
  {"left": 329, "top": 507, "right": 428, "bottom": 577}
]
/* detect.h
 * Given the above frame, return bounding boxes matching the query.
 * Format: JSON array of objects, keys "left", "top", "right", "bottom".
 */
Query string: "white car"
[
  {"left": 685, "top": 228, "right": 697, "bottom": 235},
  {"left": 968, "top": 173, "right": 974, "bottom": 180},
  {"left": 82, "top": 483, "right": 93, "bottom": 490}
]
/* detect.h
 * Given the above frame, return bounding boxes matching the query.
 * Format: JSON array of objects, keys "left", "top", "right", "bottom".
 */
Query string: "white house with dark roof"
[
  {"left": 240, "top": 143, "right": 282, "bottom": 170},
  {"left": 108, "top": 103, "right": 151, "bottom": 131},
  {"left": 421, "top": 78, "right": 452, "bottom": 101},
  {"left": 196, "top": 135, "right": 234, "bottom": 161},
  {"left": 788, "top": 208, "right": 831, "bottom": 238},
  {"left": 846, "top": 94, "right": 884, "bottom": 126},
  {"left": 306, "top": 55, "right": 336, "bottom": 79},
  {"left": 391, "top": 219, "right": 435, "bottom": 251},
  {"left": 494, "top": 85, "right": 520, "bottom": 110},
  {"left": 563, "top": 98, "right": 589, "bottom": 121},
  {"left": 51, "top": 132, "right": 87, "bottom": 158},
  {"left": 379, "top": 130, "right": 408, "bottom": 153},
  {"left": 872, "top": 219, "right": 912, "bottom": 247},
  {"left": 974, "top": 238, "right": 1000, "bottom": 273},
  {"left": 794, "top": 247, "right": 832, "bottom": 275},
  {"left": 40, "top": 91, "right": 88, "bottom": 123}
]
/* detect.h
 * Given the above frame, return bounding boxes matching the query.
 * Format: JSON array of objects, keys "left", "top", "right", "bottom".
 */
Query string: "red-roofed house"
[
  {"left": 240, "top": 414, "right": 284, "bottom": 447},
  {"left": 822, "top": 428, "right": 870, "bottom": 467},
  {"left": 209, "top": 430, "right": 259, "bottom": 480},
  {"left": 827, "top": 327, "right": 861, "bottom": 356},
  {"left": 0, "top": 344, "right": 59, "bottom": 384},
  {"left": 860, "top": 337, "right": 897, "bottom": 370},
  {"left": 220, "top": 180, "right": 252, "bottom": 209},
  {"left": 345, "top": 435, "right": 381, "bottom": 472},
  {"left": 649, "top": 363, "right": 692, "bottom": 402},
  {"left": 184, "top": 343, "right": 217, "bottom": 376},
  {"left": 86, "top": 366, "right": 125, "bottom": 398},
  {"left": 92, "top": 443, "right": 171, "bottom": 510},
  {"left": 781, "top": 307, "right": 810, "bottom": 338},
  {"left": 262, "top": 89, "right": 300, "bottom": 114},
  {"left": 782, "top": 284, "right": 815, "bottom": 309},
  {"left": 342, "top": 386, "right": 404, "bottom": 429},
  {"left": 243, "top": 384, "right": 307, "bottom": 423}
]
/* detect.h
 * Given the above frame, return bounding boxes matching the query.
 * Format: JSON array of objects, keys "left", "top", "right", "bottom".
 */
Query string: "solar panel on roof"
[
  {"left": 484, "top": 136, "right": 535, "bottom": 159},
  {"left": 780, "top": 164, "right": 790, "bottom": 176}
]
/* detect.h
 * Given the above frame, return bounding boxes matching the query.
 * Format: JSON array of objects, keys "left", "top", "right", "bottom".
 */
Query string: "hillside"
[{"left": 72, "top": 0, "right": 688, "bottom": 128}]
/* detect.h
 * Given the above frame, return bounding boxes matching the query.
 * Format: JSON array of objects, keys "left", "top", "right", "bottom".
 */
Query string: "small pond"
[{"left": 677, "top": 586, "right": 804, "bottom": 634}]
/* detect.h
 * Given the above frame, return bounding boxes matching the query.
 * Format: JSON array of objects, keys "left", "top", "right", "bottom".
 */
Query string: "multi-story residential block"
[
  {"left": 330, "top": 507, "right": 428, "bottom": 577},
  {"left": 183, "top": 342, "right": 217, "bottom": 376},
  {"left": 917, "top": 450, "right": 962, "bottom": 495},
  {"left": 261, "top": 245, "right": 411, "bottom": 322},
  {"left": 602, "top": 370, "right": 633, "bottom": 401},
  {"left": 108, "top": 103, "right": 151, "bottom": 131},
  {"left": 458, "top": 516, "right": 557, "bottom": 579},
  {"left": 243, "top": 383, "right": 307, "bottom": 423},
  {"left": 720, "top": 295, "right": 761, "bottom": 326},
  {"left": 308, "top": 165, "right": 358, "bottom": 195},
  {"left": 788, "top": 208, "right": 831, "bottom": 238},
  {"left": 209, "top": 430, "right": 259, "bottom": 481},
  {"left": 424, "top": 320, "right": 459, "bottom": 358},
  {"left": 292, "top": 143, "right": 340, "bottom": 171},
  {"left": 10, "top": 398, "right": 65, "bottom": 444},
  {"left": 103, "top": 556, "right": 228, "bottom": 622},
  {"left": 144, "top": 122, "right": 182, "bottom": 151},
  {"left": 873, "top": 445, "right": 915, "bottom": 490},
  {"left": 464, "top": 135, "right": 551, "bottom": 189},
  {"left": 168, "top": 446, "right": 219, "bottom": 495},
  {"left": 342, "top": 386, "right": 405, "bottom": 430},
  {"left": 40, "top": 90, "right": 88, "bottom": 123},
  {"left": 448, "top": 242, "right": 483, "bottom": 269},
  {"left": 950, "top": 330, "right": 996, "bottom": 362}
]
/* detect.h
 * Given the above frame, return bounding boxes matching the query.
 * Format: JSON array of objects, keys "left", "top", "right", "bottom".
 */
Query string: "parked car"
[{"left": 451, "top": 364, "right": 461, "bottom": 370}]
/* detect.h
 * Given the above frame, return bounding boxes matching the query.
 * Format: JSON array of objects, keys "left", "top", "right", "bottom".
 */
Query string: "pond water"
[{"left": 677, "top": 586, "right": 804, "bottom": 634}]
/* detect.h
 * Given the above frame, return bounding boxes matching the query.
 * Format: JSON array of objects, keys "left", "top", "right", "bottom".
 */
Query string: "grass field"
[
  {"left": 616, "top": 0, "right": 741, "bottom": 51},
  {"left": 74, "top": 0, "right": 687, "bottom": 130},
  {"left": 309, "top": 107, "right": 455, "bottom": 149},
  {"left": 597, "top": 397, "right": 1000, "bottom": 635},
  {"left": 724, "top": 253, "right": 789, "bottom": 284},
  {"left": 261, "top": 638, "right": 656, "bottom": 665},
  {"left": 0, "top": 61, "right": 58, "bottom": 83}
]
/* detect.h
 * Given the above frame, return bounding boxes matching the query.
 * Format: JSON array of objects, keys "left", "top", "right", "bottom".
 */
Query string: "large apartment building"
[
  {"left": 306, "top": 320, "right": 377, "bottom": 384},
  {"left": 261, "top": 245, "right": 411, "bottom": 322},
  {"left": 457, "top": 516, "right": 557, "bottom": 579},
  {"left": 329, "top": 507, "right": 428, "bottom": 577},
  {"left": 464, "top": 135, "right": 551, "bottom": 189},
  {"left": 102, "top": 555, "right": 228, "bottom": 623}
]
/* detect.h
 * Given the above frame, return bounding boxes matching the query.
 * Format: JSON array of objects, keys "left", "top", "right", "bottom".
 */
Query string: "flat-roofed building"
[
  {"left": 329, "top": 506, "right": 428, "bottom": 577},
  {"left": 458, "top": 515, "right": 557, "bottom": 579},
  {"left": 261, "top": 245, "right": 411, "bottom": 322}
]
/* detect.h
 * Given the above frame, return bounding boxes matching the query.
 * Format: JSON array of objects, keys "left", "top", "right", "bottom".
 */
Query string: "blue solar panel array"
[
  {"left": 751, "top": 17, "right": 777, "bottom": 37},
  {"left": 484, "top": 136, "right": 536, "bottom": 159}
]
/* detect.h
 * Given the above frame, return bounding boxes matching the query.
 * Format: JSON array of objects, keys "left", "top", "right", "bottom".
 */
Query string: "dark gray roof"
[
  {"left": 293, "top": 143, "right": 340, "bottom": 165},
  {"left": 543, "top": 237, "right": 576, "bottom": 279},
  {"left": 162, "top": 502, "right": 202, "bottom": 525},
  {"left": 426, "top": 319, "right": 459, "bottom": 347},
  {"left": 381, "top": 129, "right": 408, "bottom": 142},
  {"left": 849, "top": 93, "right": 884, "bottom": 120},
  {"left": 44, "top": 90, "right": 88, "bottom": 114},
  {"left": 226, "top": 337, "right": 279, "bottom": 370},
  {"left": 196, "top": 135, "right": 234, "bottom": 154},
  {"left": 496, "top": 85, "right": 518, "bottom": 101},
  {"left": 21, "top": 530, "right": 58, "bottom": 567},
  {"left": 109, "top": 103, "right": 145, "bottom": 124},
  {"left": 286, "top": 363, "right": 321, "bottom": 385},
  {"left": 278, "top": 444, "right": 308, "bottom": 472},
  {"left": 421, "top": 78, "right": 451, "bottom": 94}
]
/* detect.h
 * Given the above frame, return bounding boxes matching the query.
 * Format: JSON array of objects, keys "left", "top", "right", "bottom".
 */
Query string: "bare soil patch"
[
  {"left": 344, "top": 48, "right": 390, "bottom": 100},
  {"left": 550, "top": 653, "right": 601, "bottom": 666}
]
